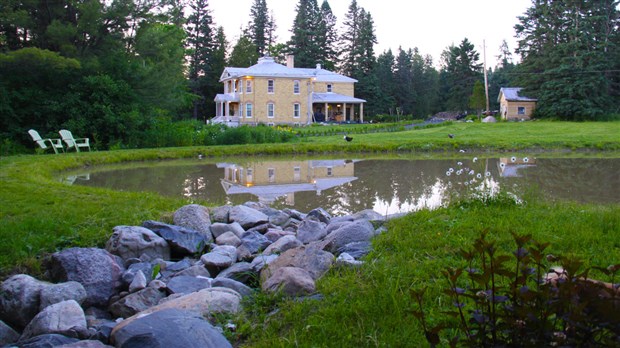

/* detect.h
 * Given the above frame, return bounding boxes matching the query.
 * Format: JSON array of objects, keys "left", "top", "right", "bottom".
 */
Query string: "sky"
[{"left": 209, "top": 0, "right": 533, "bottom": 68}]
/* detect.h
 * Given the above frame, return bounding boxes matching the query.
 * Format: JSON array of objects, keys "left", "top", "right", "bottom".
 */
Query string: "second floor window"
[
  {"left": 246, "top": 80, "right": 252, "bottom": 93},
  {"left": 293, "top": 80, "right": 300, "bottom": 94},
  {"left": 267, "top": 80, "right": 274, "bottom": 93},
  {"left": 245, "top": 103, "right": 253, "bottom": 118},
  {"left": 327, "top": 84, "right": 333, "bottom": 92},
  {"left": 267, "top": 103, "right": 275, "bottom": 118},
  {"left": 293, "top": 103, "right": 300, "bottom": 118}
]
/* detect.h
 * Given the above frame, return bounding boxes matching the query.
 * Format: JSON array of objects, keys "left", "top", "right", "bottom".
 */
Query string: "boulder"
[
  {"left": 0, "top": 320, "right": 19, "bottom": 345},
  {"left": 262, "top": 235, "right": 302, "bottom": 256},
  {"left": 108, "top": 287, "right": 166, "bottom": 319},
  {"left": 200, "top": 246, "right": 237, "bottom": 275},
  {"left": 172, "top": 204, "right": 213, "bottom": 242},
  {"left": 0, "top": 274, "right": 48, "bottom": 329},
  {"left": 262, "top": 267, "right": 316, "bottom": 297},
  {"left": 209, "top": 205, "right": 231, "bottom": 223},
  {"left": 351, "top": 209, "right": 385, "bottom": 223},
  {"left": 215, "top": 262, "right": 254, "bottom": 284},
  {"left": 264, "top": 228, "right": 296, "bottom": 243},
  {"left": 335, "top": 252, "right": 364, "bottom": 267},
  {"left": 482, "top": 115, "right": 497, "bottom": 123},
  {"left": 210, "top": 222, "right": 245, "bottom": 239},
  {"left": 215, "top": 231, "right": 242, "bottom": 246},
  {"left": 121, "top": 262, "right": 155, "bottom": 288},
  {"left": 111, "top": 309, "right": 232, "bottom": 348},
  {"left": 45, "top": 248, "right": 125, "bottom": 308},
  {"left": 307, "top": 207, "right": 332, "bottom": 224},
  {"left": 142, "top": 220, "right": 207, "bottom": 256},
  {"left": 166, "top": 276, "right": 211, "bottom": 295},
  {"left": 249, "top": 254, "right": 279, "bottom": 273},
  {"left": 261, "top": 246, "right": 334, "bottom": 281},
  {"left": 21, "top": 300, "right": 87, "bottom": 340},
  {"left": 322, "top": 219, "right": 375, "bottom": 254},
  {"left": 211, "top": 278, "right": 253, "bottom": 297},
  {"left": 128, "top": 270, "right": 147, "bottom": 293},
  {"left": 169, "top": 264, "right": 211, "bottom": 279},
  {"left": 337, "top": 241, "right": 372, "bottom": 259},
  {"left": 268, "top": 210, "right": 292, "bottom": 226},
  {"left": 10, "top": 334, "right": 79, "bottom": 348},
  {"left": 239, "top": 231, "right": 272, "bottom": 255},
  {"left": 58, "top": 340, "right": 114, "bottom": 347},
  {"left": 106, "top": 226, "right": 170, "bottom": 261},
  {"left": 40, "top": 281, "right": 88, "bottom": 311},
  {"left": 229, "top": 205, "right": 269, "bottom": 229},
  {"left": 296, "top": 218, "right": 327, "bottom": 244},
  {"left": 111, "top": 287, "right": 242, "bottom": 335}
]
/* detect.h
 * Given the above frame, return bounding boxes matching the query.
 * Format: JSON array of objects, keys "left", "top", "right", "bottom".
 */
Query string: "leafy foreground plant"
[{"left": 412, "top": 231, "right": 620, "bottom": 347}]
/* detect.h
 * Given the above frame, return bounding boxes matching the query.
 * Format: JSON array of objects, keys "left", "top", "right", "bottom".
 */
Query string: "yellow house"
[
  {"left": 498, "top": 87, "right": 537, "bottom": 121},
  {"left": 213, "top": 56, "right": 366, "bottom": 126}
]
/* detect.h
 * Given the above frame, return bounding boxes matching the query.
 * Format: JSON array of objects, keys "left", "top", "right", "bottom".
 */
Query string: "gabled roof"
[
  {"left": 498, "top": 87, "right": 537, "bottom": 102},
  {"left": 220, "top": 56, "right": 357, "bottom": 83}
]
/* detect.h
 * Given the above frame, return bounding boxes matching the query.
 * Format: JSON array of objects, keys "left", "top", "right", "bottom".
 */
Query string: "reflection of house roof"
[
  {"left": 312, "top": 93, "right": 366, "bottom": 103},
  {"left": 221, "top": 176, "right": 358, "bottom": 200},
  {"left": 310, "top": 159, "right": 359, "bottom": 167},
  {"left": 220, "top": 56, "right": 357, "bottom": 83},
  {"left": 498, "top": 164, "right": 535, "bottom": 177},
  {"left": 498, "top": 87, "right": 537, "bottom": 102}
]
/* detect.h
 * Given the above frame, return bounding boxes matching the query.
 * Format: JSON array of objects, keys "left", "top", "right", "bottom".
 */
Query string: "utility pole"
[{"left": 483, "top": 39, "right": 490, "bottom": 114}]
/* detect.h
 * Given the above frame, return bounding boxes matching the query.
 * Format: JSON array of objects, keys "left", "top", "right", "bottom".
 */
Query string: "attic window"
[{"left": 327, "top": 84, "right": 333, "bottom": 92}]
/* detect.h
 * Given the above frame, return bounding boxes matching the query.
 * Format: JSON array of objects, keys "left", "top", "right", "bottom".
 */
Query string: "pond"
[{"left": 64, "top": 155, "right": 620, "bottom": 216}]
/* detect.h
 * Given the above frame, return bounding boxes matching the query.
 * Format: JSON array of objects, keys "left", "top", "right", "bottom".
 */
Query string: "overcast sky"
[{"left": 209, "top": 0, "right": 533, "bottom": 67}]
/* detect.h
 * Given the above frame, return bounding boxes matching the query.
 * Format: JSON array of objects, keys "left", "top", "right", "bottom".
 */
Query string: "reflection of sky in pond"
[{"left": 65, "top": 156, "right": 620, "bottom": 216}]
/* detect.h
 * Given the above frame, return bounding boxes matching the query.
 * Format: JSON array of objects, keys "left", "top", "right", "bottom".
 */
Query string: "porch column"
[
  {"left": 225, "top": 102, "right": 230, "bottom": 117},
  {"left": 324, "top": 103, "right": 328, "bottom": 121},
  {"left": 343, "top": 103, "right": 347, "bottom": 121},
  {"left": 360, "top": 103, "right": 364, "bottom": 123}
]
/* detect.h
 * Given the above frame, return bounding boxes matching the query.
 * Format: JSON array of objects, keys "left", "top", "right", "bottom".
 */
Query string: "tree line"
[{"left": 1, "top": 0, "right": 619, "bottom": 150}]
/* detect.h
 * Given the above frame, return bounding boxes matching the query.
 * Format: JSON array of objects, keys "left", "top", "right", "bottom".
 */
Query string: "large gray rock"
[
  {"left": 142, "top": 220, "right": 207, "bottom": 256},
  {"left": 337, "top": 241, "right": 372, "bottom": 259},
  {"left": 169, "top": 264, "right": 211, "bottom": 279},
  {"left": 264, "top": 228, "right": 296, "bottom": 243},
  {"left": 215, "top": 262, "right": 254, "bottom": 284},
  {"left": 200, "top": 246, "right": 236, "bottom": 275},
  {"left": 296, "top": 218, "right": 327, "bottom": 244},
  {"left": 261, "top": 245, "right": 334, "bottom": 281},
  {"left": 215, "top": 231, "right": 242, "bottom": 246},
  {"left": 0, "top": 274, "right": 47, "bottom": 329},
  {"left": 173, "top": 204, "right": 213, "bottom": 242},
  {"left": 229, "top": 205, "right": 269, "bottom": 229},
  {"left": 351, "top": 209, "right": 385, "bottom": 223},
  {"left": 45, "top": 248, "right": 125, "bottom": 308},
  {"left": 0, "top": 320, "right": 19, "bottom": 345},
  {"left": 121, "top": 262, "right": 155, "bottom": 288},
  {"left": 21, "top": 300, "right": 86, "bottom": 340},
  {"left": 307, "top": 207, "right": 332, "bottom": 224},
  {"left": 166, "top": 276, "right": 211, "bottom": 295},
  {"left": 40, "top": 281, "right": 88, "bottom": 311},
  {"left": 211, "top": 278, "right": 253, "bottom": 297},
  {"left": 58, "top": 340, "right": 114, "bottom": 347},
  {"left": 263, "top": 235, "right": 302, "bottom": 256},
  {"left": 268, "top": 210, "right": 292, "bottom": 226},
  {"left": 209, "top": 205, "right": 231, "bottom": 223},
  {"left": 239, "top": 231, "right": 272, "bottom": 255},
  {"left": 128, "top": 270, "right": 147, "bottom": 293},
  {"left": 262, "top": 267, "right": 316, "bottom": 297},
  {"left": 322, "top": 219, "right": 375, "bottom": 254},
  {"left": 249, "top": 254, "right": 279, "bottom": 273},
  {"left": 111, "top": 309, "right": 232, "bottom": 348},
  {"left": 209, "top": 222, "right": 245, "bottom": 238},
  {"left": 106, "top": 226, "right": 170, "bottom": 261},
  {"left": 111, "top": 287, "right": 242, "bottom": 336},
  {"left": 108, "top": 287, "right": 166, "bottom": 319}
]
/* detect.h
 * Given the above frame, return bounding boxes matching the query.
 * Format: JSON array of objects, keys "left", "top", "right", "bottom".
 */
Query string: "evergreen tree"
[
  {"left": 316, "top": 0, "right": 338, "bottom": 71},
  {"left": 247, "top": 0, "right": 269, "bottom": 57},
  {"left": 229, "top": 35, "right": 258, "bottom": 67},
  {"left": 440, "top": 38, "right": 483, "bottom": 112},
  {"left": 374, "top": 49, "right": 397, "bottom": 115},
  {"left": 393, "top": 47, "right": 414, "bottom": 115},
  {"left": 515, "top": 0, "right": 620, "bottom": 119},
  {"left": 488, "top": 40, "right": 516, "bottom": 110},
  {"left": 288, "top": 0, "right": 321, "bottom": 68},
  {"left": 339, "top": 0, "right": 361, "bottom": 76},
  {"left": 187, "top": 0, "right": 216, "bottom": 120}
]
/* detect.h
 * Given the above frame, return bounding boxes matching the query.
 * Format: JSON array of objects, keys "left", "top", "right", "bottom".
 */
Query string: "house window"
[
  {"left": 267, "top": 122, "right": 275, "bottom": 126},
  {"left": 245, "top": 103, "right": 253, "bottom": 118},
  {"left": 518, "top": 106, "right": 526, "bottom": 115},
  {"left": 293, "top": 103, "right": 300, "bottom": 118},
  {"left": 267, "top": 80, "right": 274, "bottom": 93},
  {"left": 327, "top": 167, "right": 333, "bottom": 176},
  {"left": 245, "top": 80, "right": 252, "bottom": 94},
  {"left": 268, "top": 168, "right": 275, "bottom": 183},
  {"left": 267, "top": 103, "right": 275, "bottom": 118},
  {"left": 246, "top": 168, "right": 253, "bottom": 183},
  {"left": 293, "top": 80, "right": 300, "bottom": 94},
  {"left": 293, "top": 166, "right": 301, "bottom": 182},
  {"left": 327, "top": 84, "right": 333, "bottom": 93}
]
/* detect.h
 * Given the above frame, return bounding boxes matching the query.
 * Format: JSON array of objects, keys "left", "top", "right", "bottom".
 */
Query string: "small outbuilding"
[{"left": 498, "top": 87, "right": 537, "bottom": 121}]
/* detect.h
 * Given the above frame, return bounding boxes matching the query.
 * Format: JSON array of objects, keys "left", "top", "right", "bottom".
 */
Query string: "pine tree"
[
  {"left": 515, "top": 0, "right": 620, "bottom": 119},
  {"left": 187, "top": 0, "right": 216, "bottom": 120},
  {"left": 394, "top": 47, "right": 414, "bottom": 115},
  {"left": 248, "top": 0, "right": 269, "bottom": 57},
  {"left": 374, "top": 49, "right": 397, "bottom": 115},
  {"left": 440, "top": 38, "right": 483, "bottom": 112},
  {"left": 339, "top": 0, "right": 361, "bottom": 76},
  {"left": 288, "top": 0, "right": 321, "bottom": 68},
  {"left": 229, "top": 35, "right": 258, "bottom": 67},
  {"left": 315, "top": 0, "right": 338, "bottom": 71}
]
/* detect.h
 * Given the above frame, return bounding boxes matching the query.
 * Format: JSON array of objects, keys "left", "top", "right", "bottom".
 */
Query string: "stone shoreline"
[{"left": 0, "top": 202, "right": 399, "bottom": 347}]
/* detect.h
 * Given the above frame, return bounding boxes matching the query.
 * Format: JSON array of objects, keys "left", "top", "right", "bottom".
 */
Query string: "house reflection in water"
[
  {"left": 218, "top": 159, "right": 359, "bottom": 205},
  {"left": 498, "top": 157, "right": 537, "bottom": 177}
]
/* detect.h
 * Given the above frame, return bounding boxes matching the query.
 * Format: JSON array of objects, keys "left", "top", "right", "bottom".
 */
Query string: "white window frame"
[
  {"left": 293, "top": 166, "right": 301, "bottom": 182},
  {"left": 245, "top": 80, "right": 252, "bottom": 94},
  {"left": 327, "top": 84, "right": 333, "bottom": 93},
  {"left": 293, "top": 80, "right": 300, "bottom": 94},
  {"left": 293, "top": 103, "right": 300, "bottom": 118},
  {"left": 245, "top": 103, "right": 253, "bottom": 118},
  {"left": 267, "top": 79, "right": 274, "bottom": 94},
  {"left": 267, "top": 103, "right": 275, "bottom": 118}
]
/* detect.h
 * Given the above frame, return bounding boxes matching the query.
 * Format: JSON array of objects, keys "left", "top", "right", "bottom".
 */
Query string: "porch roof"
[
  {"left": 312, "top": 93, "right": 366, "bottom": 104},
  {"left": 214, "top": 93, "right": 240, "bottom": 102}
]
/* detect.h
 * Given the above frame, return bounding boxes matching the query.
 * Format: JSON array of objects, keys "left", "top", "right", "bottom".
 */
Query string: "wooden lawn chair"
[
  {"left": 28, "top": 129, "right": 64, "bottom": 154},
  {"left": 59, "top": 129, "right": 91, "bottom": 152}
]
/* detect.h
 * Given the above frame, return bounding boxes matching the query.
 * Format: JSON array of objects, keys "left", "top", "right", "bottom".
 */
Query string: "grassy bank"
[
  {"left": 1, "top": 121, "right": 619, "bottom": 272},
  {"left": 234, "top": 196, "right": 620, "bottom": 347}
]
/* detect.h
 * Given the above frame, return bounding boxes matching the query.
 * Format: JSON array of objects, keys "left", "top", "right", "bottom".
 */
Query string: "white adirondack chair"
[
  {"left": 28, "top": 129, "right": 64, "bottom": 154},
  {"left": 59, "top": 129, "right": 91, "bottom": 152}
]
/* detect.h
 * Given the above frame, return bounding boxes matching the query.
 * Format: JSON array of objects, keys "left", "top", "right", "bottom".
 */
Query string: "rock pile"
[{"left": 0, "top": 202, "right": 393, "bottom": 347}]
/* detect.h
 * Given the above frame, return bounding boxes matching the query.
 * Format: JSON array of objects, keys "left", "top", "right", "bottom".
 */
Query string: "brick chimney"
[{"left": 286, "top": 55, "right": 294, "bottom": 68}]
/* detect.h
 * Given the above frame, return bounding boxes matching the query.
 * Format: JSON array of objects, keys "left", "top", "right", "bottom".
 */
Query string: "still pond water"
[{"left": 66, "top": 156, "right": 620, "bottom": 216}]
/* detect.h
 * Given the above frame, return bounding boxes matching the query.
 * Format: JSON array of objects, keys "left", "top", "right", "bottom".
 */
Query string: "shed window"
[{"left": 518, "top": 106, "right": 526, "bottom": 115}]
